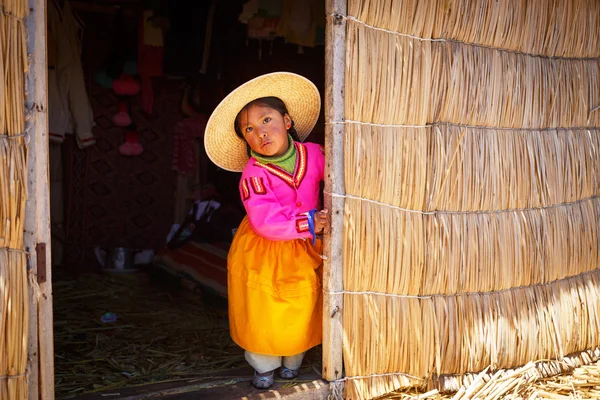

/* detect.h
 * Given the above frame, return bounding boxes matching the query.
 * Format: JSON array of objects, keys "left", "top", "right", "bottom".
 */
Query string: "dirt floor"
[{"left": 53, "top": 266, "right": 324, "bottom": 399}]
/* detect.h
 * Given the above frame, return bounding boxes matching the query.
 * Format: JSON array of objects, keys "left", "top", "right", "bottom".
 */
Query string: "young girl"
[{"left": 204, "top": 72, "right": 329, "bottom": 389}]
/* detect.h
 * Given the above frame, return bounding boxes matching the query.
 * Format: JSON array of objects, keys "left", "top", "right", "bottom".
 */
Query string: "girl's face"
[{"left": 238, "top": 104, "right": 292, "bottom": 157}]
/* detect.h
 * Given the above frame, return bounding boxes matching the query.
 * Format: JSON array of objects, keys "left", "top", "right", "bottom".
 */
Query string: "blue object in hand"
[{"left": 307, "top": 209, "right": 317, "bottom": 245}]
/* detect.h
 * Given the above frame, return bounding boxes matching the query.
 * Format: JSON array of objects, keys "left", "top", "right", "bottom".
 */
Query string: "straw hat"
[{"left": 204, "top": 72, "right": 321, "bottom": 172}]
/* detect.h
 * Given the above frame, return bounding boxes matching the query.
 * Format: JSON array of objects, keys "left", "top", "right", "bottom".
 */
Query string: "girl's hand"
[{"left": 314, "top": 209, "right": 330, "bottom": 234}]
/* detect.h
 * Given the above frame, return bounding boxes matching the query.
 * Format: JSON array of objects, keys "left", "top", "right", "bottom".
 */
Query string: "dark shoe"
[
  {"left": 279, "top": 367, "right": 300, "bottom": 379},
  {"left": 252, "top": 370, "right": 275, "bottom": 389}
]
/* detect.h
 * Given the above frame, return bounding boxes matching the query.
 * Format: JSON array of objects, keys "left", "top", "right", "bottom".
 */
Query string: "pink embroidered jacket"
[{"left": 239, "top": 142, "right": 325, "bottom": 241}]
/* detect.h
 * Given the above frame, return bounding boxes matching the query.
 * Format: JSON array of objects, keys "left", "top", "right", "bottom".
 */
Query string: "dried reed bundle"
[
  {"left": 343, "top": 269, "right": 600, "bottom": 399},
  {"left": 344, "top": 125, "right": 428, "bottom": 210},
  {"left": 0, "top": 0, "right": 29, "bottom": 136},
  {"left": 0, "top": 249, "right": 29, "bottom": 400},
  {"left": 348, "top": 0, "right": 600, "bottom": 59},
  {"left": 0, "top": 2, "right": 31, "bottom": 400},
  {"left": 346, "top": 23, "right": 600, "bottom": 128},
  {"left": 432, "top": 349, "right": 600, "bottom": 395},
  {"left": 344, "top": 196, "right": 600, "bottom": 295},
  {"left": 346, "top": 375, "right": 422, "bottom": 400},
  {"left": 384, "top": 352, "right": 600, "bottom": 398},
  {"left": 424, "top": 126, "right": 600, "bottom": 211},
  {"left": 0, "top": 140, "right": 27, "bottom": 249},
  {"left": 345, "top": 124, "right": 600, "bottom": 212},
  {"left": 345, "top": 26, "right": 434, "bottom": 126}
]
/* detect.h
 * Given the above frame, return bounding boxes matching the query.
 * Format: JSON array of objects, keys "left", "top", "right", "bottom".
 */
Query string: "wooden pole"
[
  {"left": 323, "top": 0, "right": 346, "bottom": 385},
  {"left": 24, "top": 0, "right": 55, "bottom": 398}
]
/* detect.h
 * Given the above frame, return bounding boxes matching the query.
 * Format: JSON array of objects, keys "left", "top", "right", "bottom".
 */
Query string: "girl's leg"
[
  {"left": 280, "top": 352, "right": 305, "bottom": 379},
  {"left": 282, "top": 352, "right": 305, "bottom": 370},
  {"left": 245, "top": 351, "right": 281, "bottom": 389},
  {"left": 245, "top": 351, "right": 282, "bottom": 373}
]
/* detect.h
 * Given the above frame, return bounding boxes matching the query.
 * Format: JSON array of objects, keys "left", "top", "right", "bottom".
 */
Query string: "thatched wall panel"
[
  {"left": 344, "top": 197, "right": 600, "bottom": 296},
  {"left": 337, "top": 1, "right": 600, "bottom": 398},
  {"left": 0, "top": 140, "right": 27, "bottom": 249},
  {"left": 343, "top": 269, "right": 600, "bottom": 396},
  {"left": 345, "top": 125, "right": 600, "bottom": 211},
  {"left": 0, "top": 1, "right": 30, "bottom": 398},
  {"left": 346, "top": 24, "right": 600, "bottom": 128},
  {"left": 348, "top": 0, "right": 600, "bottom": 58},
  {"left": 0, "top": 249, "right": 28, "bottom": 398}
]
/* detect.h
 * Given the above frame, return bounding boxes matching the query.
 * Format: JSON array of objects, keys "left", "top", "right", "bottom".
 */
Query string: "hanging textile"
[
  {"left": 47, "top": 0, "right": 96, "bottom": 148},
  {"left": 138, "top": 10, "right": 165, "bottom": 114}
]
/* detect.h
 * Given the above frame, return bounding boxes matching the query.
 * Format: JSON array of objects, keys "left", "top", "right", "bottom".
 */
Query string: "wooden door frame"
[
  {"left": 24, "top": 0, "right": 55, "bottom": 399},
  {"left": 323, "top": 0, "right": 346, "bottom": 387}
]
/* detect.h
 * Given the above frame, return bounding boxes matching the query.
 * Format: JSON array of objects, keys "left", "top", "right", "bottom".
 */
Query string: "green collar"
[{"left": 251, "top": 134, "right": 297, "bottom": 174}]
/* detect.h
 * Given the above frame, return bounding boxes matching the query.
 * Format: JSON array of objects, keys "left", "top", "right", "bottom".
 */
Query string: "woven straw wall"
[
  {"left": 338, "top": 1, "right": 600, "bottom": 398},
  {"left": 0, "top": 0, "right": 30, "bottom": 398}
]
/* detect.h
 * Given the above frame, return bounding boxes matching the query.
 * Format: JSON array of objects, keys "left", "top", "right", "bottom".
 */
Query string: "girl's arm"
[{"left": 240, "top": 174, "right": 314, "bottom": 241}]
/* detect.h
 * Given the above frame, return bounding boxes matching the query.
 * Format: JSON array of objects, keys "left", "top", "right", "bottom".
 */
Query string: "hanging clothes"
[
  {"left": 239, "top": 0, "right": 281, "bottom": 40},
  {"left": 47, "top": 0, "right": 96, "bottom": 148},
  {"left": 276, "top": 0, "right": 325, "bottom": 47},
  {"left": 172, "top": 116, "right": 207, "bottom": 176},
  {"left": 138, "top": 10, "right": 165, "bottom": 114}
]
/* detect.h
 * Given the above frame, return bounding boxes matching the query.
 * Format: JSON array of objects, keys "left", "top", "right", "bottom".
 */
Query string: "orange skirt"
[{"left": 227, "top": 216, "right": 323, "bottom": 356}]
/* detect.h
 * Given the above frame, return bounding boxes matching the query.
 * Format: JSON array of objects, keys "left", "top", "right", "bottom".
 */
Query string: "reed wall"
[
  {"left": 0, "top": 0, "right": 30, "bottom": 398},
  {"left": 337, "top": 1, "right": 600, "bottom": 398}
]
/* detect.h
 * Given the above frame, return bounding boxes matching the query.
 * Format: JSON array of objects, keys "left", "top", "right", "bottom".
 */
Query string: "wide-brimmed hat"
[{"left": 204, "top": 72, "right": 321, "bottom": 172}]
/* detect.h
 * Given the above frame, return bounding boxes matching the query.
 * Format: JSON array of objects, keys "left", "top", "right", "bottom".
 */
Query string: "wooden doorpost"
[
  {"left": 24, "top": 0, "right": 55, "bottom": 399},
  {"left": 323, "top": 0, "right": 346, "bottom": 385}
]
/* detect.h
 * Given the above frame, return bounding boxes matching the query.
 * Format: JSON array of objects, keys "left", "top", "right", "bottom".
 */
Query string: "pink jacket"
[{"left": 239, "top": 142, "right": 325, "bottom": 241}]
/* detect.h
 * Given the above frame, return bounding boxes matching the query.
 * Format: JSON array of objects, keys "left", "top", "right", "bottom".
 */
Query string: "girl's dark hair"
[{"left": 234, "top": 97, "right": 301, "bottom": 156}]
